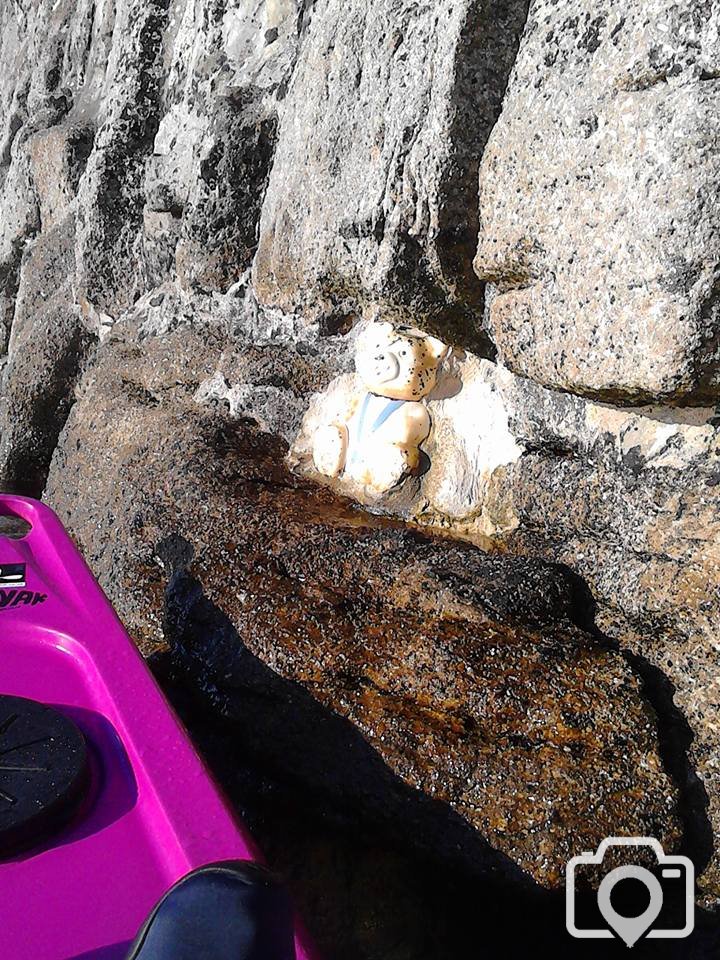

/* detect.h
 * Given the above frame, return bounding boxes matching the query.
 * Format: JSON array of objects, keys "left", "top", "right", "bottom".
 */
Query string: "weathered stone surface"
[
  {"left": 160, "top": 657, "right": 720, "bottom": 959},
  {"left": 0, "top": 217, "right": 95, "bottom": 494},
  {"left": 44, "top": 328, "right": 687, "bottom": 893},
  {"left": 253, "top": 0, "right": 528, "bottom": 347},
  {"left": 474, "top": 0, "right": 720, "bottom": 403},
  {"left": 0, "top": 0, "right": 302, "bottom": 316},
  {"left": 297, "top": 343, "right": 720, "bottom": 897},
  {"left": 2, "top": 0, "right": 719, "bottom": 944},
  {"left": 147, "top": 0, "right": 302, "bottom": 296},
  {"left": 0, "top": 0, "right": 304, "bottom": 489}
]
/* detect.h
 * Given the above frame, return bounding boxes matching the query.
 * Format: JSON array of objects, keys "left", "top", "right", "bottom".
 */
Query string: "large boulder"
[
  {"left": 293, "top": 341, "right": 719, "bottom": 898},
  {"left": 0, "top": 218, "right": 95, "bottom": 494},
  {"left": 44, "top": 325, "right": 686, "bottom": 893},
  {"left": 474, "top": 0, "right": 720, "bottom": 403},
  {"left": 253, "top": 0, "right": 529, "bottom": 347}
]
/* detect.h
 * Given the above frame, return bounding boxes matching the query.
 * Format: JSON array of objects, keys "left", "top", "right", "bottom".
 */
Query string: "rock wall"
[
  {"left": 1, "top": 0, "right": 720, "bottom": 947},
  {"left": 43, "top": 325, "right": 685, "bottom": 894},
  {"left": 475, "top": 0, "right": 720, "bottom": 404},
  {"left": 0, "top": 0, "right": 305, "bottom": 493},
  {"left": 253, "top": 0, "right": 529, "bottom": 349}
]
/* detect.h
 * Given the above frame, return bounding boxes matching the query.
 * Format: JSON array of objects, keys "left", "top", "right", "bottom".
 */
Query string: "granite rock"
[
  {"left": 43, "top": 327, "right": 686, "bottom": 892},
  {"left": 474, "top": 0, "right": 720, "bottom": 403},
  {"left": 0, "top": 0, "right": 303, "bottom": 490},
  {"left": 0, "top": 217, "right": 95, "bottom": 494},
  {"left": 295, "top": 346, "right": 720, "bottom": 897},
  {"left": 1, "top": 0, "right": 719, "bottom": 937},
  {"left": 253, "top": 0, "right": 529, "bottom": 348}
]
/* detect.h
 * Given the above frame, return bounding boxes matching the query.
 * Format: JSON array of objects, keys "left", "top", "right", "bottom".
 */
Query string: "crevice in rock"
[
  {"left": 623, "top": 648, "right": 714, "bottom": 872},
  {"left": 436, "top": 0, "right": 531, "bottom": 357},
  {"left": 0, "top": 247, "right": 25, "bottom": 356},
  {"left": 694, "top": 272, "right": 720, "bottom": 395},
  {"left": 0, "top": 76, "right": 30, "bottom": 170},
  {"left": 296, "top": 0, "right": 317, "bottom": 40},
  {"left": 557, "top": 562, "right": 714, "bottom": 879},
  {"left": 81, "top": 1, "right": 98, "bottom": 82},
  {"left": 78, "top": 0, "right": 173, "bottom": 315},
  {"left": 67, "top": 124, "right": 97, "bottom": 191}
]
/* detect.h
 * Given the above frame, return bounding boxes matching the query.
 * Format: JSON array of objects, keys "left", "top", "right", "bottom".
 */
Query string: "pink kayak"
[{"left": 0, "top": 493, "right": 311, "bottom": 960}]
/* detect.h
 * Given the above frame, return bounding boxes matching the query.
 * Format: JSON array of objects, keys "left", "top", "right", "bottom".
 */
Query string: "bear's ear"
[
  {"left": 357, "top": 320, "right": 394, "bottom": 348},
  {"left": 425, "top": 335, "right": 450, "bottom": 363},
  {"left": 372, "top": 320, "right": 396, "bottom": 338}
]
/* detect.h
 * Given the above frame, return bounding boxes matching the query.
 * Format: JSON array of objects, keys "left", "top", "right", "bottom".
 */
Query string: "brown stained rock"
[
  {"left": 371, "top": 351, "right": 719, "bottom": 899},
  {"left": 44, "top": 332, "right": 684, "bottom": 890}
]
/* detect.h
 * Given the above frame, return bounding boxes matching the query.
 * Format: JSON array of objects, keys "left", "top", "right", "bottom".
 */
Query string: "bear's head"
[{"left": 355, "top": 321, "right": 449, "bottom": 400}]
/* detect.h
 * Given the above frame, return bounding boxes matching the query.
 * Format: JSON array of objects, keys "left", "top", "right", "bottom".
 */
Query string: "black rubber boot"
[{"left": 125, "top": 861, "right": 296, "bottom": 960}]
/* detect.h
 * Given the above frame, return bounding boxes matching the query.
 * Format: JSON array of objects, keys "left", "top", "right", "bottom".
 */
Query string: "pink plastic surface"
[{"left": 0, "top": 494, "right": 311, "bottom": 960}]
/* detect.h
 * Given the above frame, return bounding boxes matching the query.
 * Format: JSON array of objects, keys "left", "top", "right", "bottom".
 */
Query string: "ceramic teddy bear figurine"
[{"left": 312, "top": 321, "right": 449, "bottom": 495}]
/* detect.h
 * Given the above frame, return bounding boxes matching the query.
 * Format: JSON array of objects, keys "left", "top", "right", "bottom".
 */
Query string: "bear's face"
[{"left": 355, "top": 321, "right": 449, "bottom": 400}]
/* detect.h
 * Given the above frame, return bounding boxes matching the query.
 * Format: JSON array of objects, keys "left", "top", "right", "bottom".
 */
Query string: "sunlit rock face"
[
  {"left": 252, "top": 0, "right": 529, "bottom": 349},
  {"left": 0, "top": 0, "right": 302, "bottom": 494},
  {"left": 475, "top": 0, "right": 720, "bottom": 404}
]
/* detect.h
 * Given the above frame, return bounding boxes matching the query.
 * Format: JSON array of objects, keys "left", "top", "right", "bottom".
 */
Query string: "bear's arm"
[{"left": 395, "top": 401, "right": 431, "bottom": 445}]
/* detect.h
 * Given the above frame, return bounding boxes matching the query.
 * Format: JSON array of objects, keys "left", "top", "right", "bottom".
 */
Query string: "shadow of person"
[
  {"left": 154, "top": 566, "right": 719, "bottom": 960},
  {"left": 160, "top": 569, "right": 530, "bottom": 891}
]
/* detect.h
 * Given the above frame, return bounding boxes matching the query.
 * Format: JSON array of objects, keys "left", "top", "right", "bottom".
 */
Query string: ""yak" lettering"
[{"left": 0, "top": 590, "right": 48, "bottom": 611}]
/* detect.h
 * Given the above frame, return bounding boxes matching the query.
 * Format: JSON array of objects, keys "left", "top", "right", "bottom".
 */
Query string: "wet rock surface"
[
  {"left": 298, "top": 345, "right": 720, "bottom": 899},
  {"left": 157, "top": 662, "right": 720, "bottom": 960},
  {"left": 44, "top": 330, "right": 687, "bottom": 897}
]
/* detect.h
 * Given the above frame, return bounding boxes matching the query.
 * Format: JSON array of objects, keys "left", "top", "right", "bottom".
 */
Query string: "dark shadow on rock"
[
  {"left": 554, "top": 560, "right": 714, "bottom": 880},
  {"left": 622, "top": 649, "right": 714, "bottom": 874},
  {"left": 153, "top": 568, "right": 720, "bottom": 959},
  {"left": 428, "top": 0, "right": 533, "bottom": 359},
  {"left": 161, "top": 568, "right": 531, "bottom": 892},
  {"left": 426, "top": 359, "right": 464, "bottom": 401}
]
